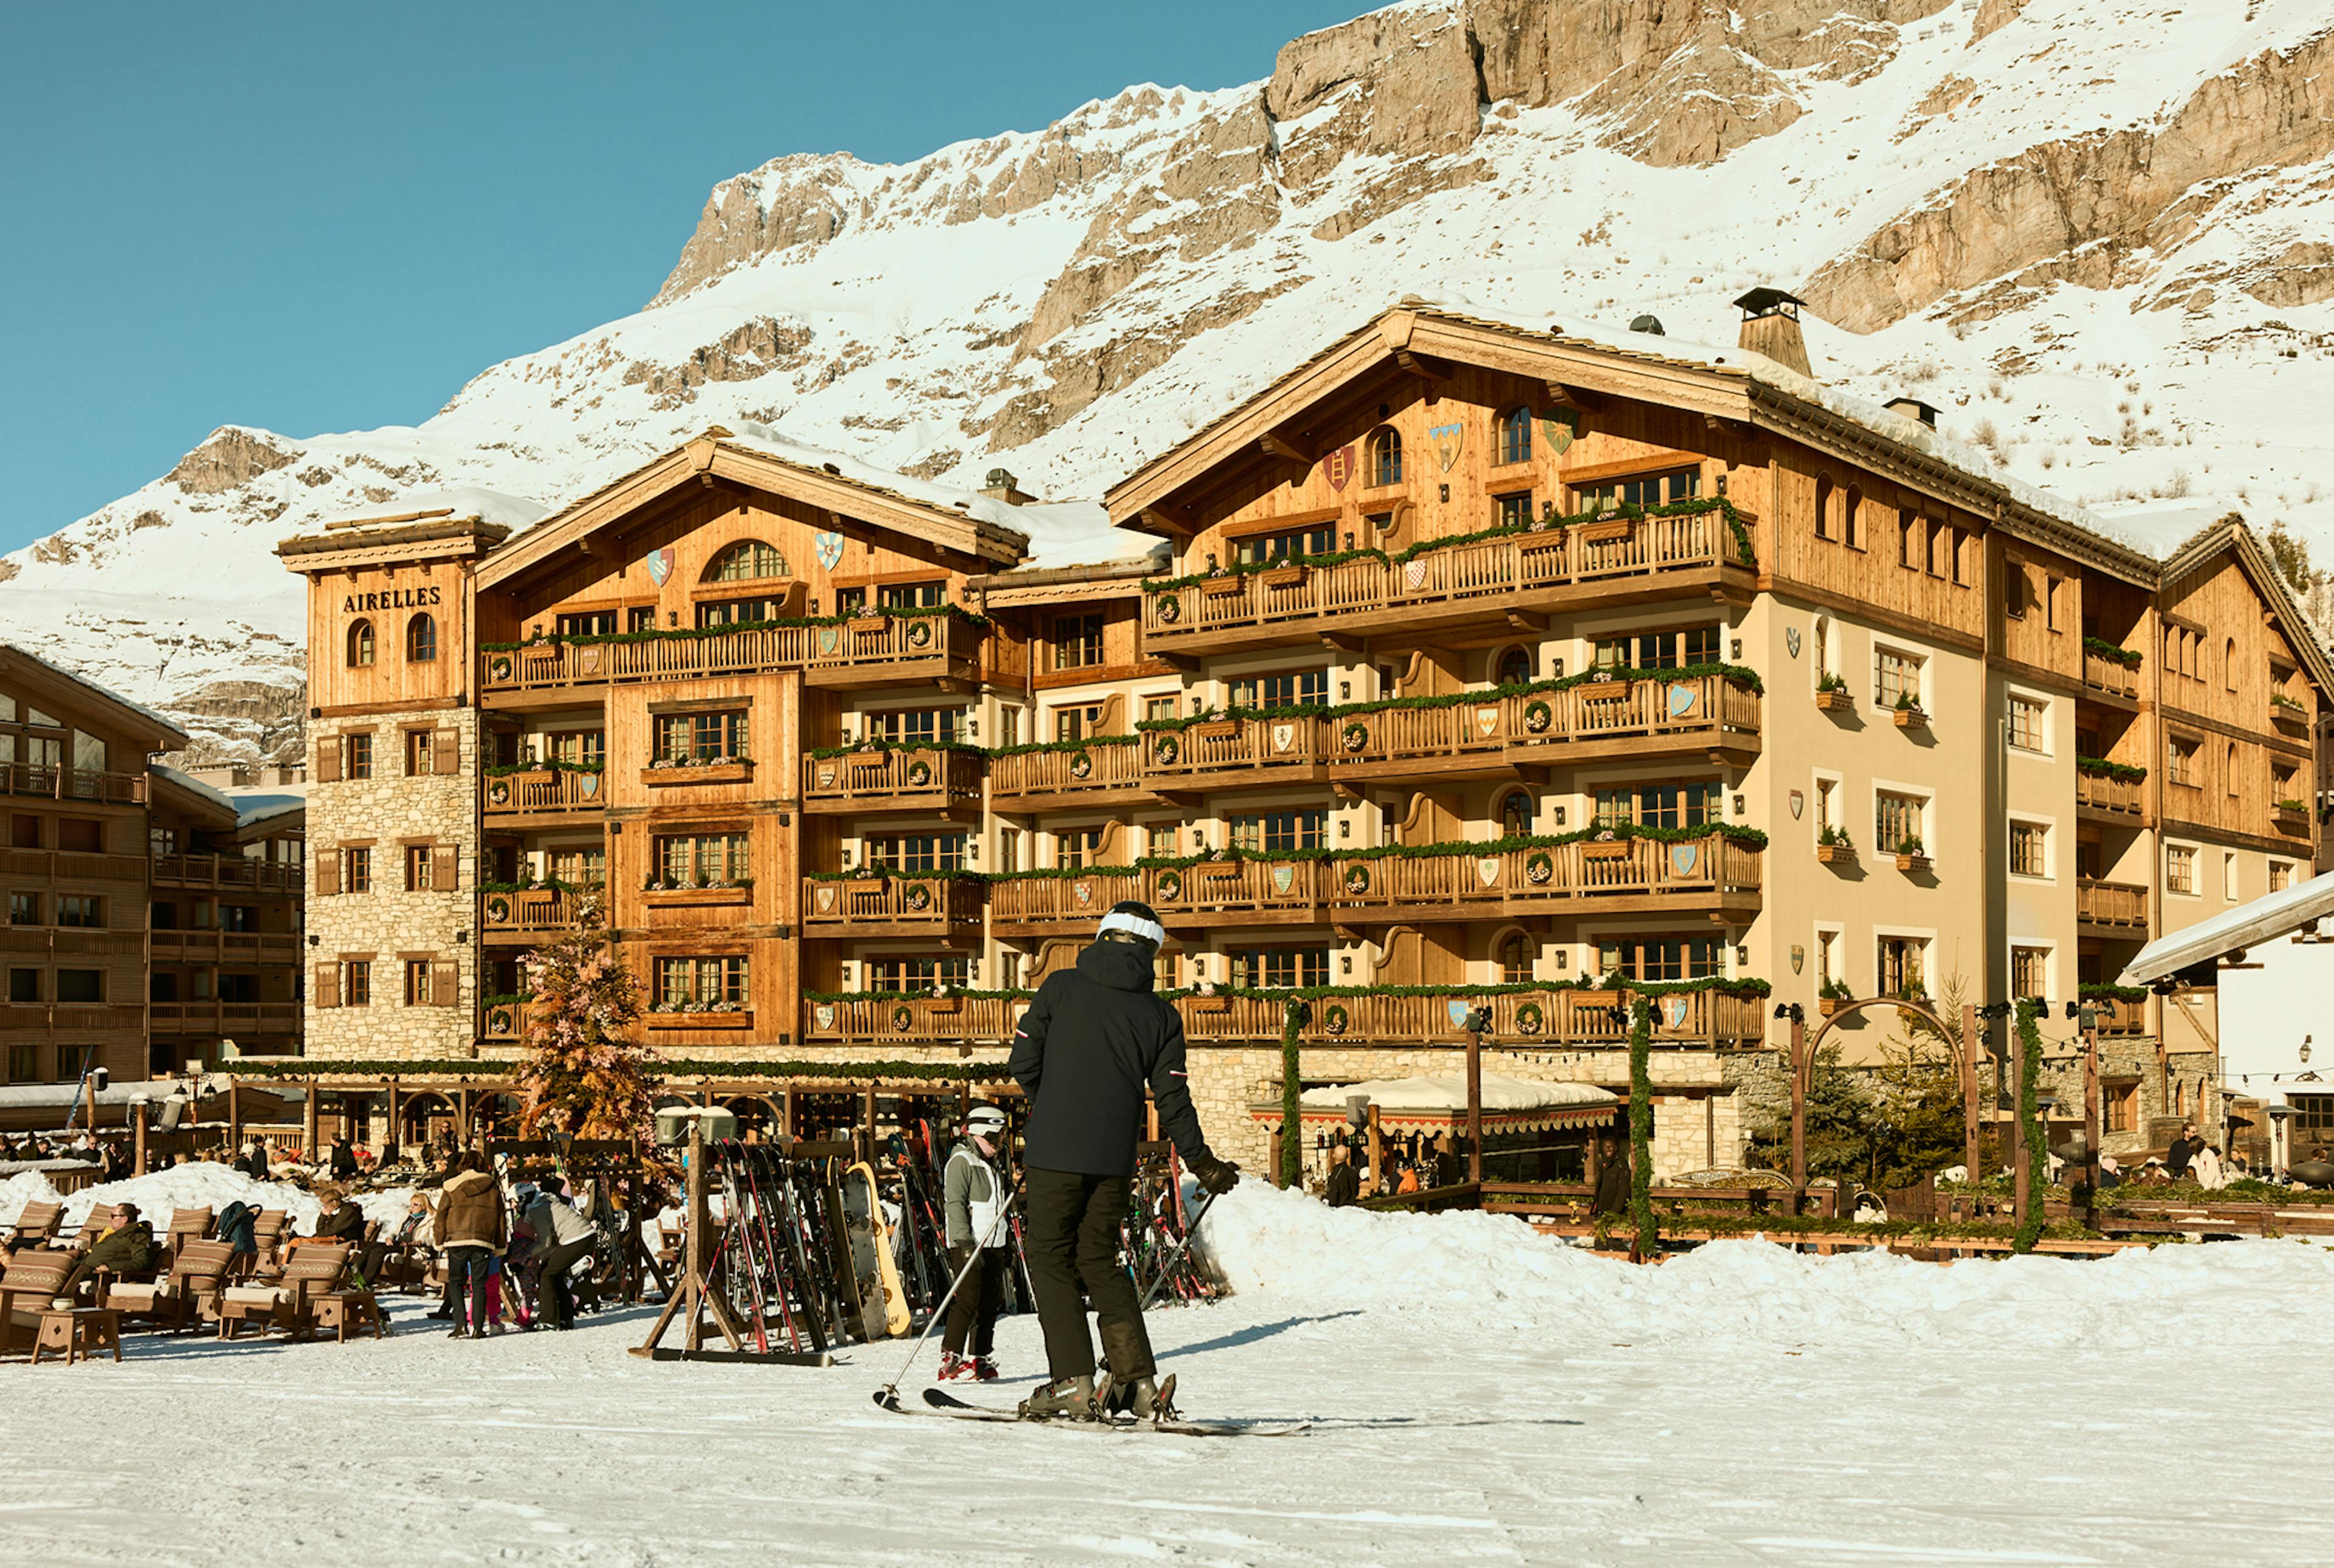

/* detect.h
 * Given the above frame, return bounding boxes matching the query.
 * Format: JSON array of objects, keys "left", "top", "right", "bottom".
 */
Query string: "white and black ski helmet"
[
  {"left": 1097, "top": 898, "right": 1166, "bottom": 949},
  {"left": 965, "top": 1104, "right": 1009, "bottom": 1136}
]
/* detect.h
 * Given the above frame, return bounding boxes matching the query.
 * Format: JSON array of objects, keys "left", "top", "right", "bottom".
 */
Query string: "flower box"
[
  {"left": 1896, "top": 853, "right": 1932, "bottom": 874},
  {"left": 509, "top": 768, "right": 555, "bottom": 785},
  {"left": 1578, "top": 517, "right": 1635, "bottom": 544},
  {"left": 1572, "top": 679, "right": 1631, "bottom": 701},
  {"left": 644, "top": 1011, "right": 753, "bottom": 1031},
  {"left": 643, "top": 885, "right": 752, "bottom": 909},
  {"left": 925, "top": 995, "right": 963, "bottom": 1015},
  {"left": 1816, "top": 842, "right": 1856, "bottom": 865},
  {"left": 1569, "top": 989, "right": 1620, "bottom": 1008},
  {"left": 643, "top": 760, "right": 753, "bottom": 786},
  {"left": 1191, "top": 720, "right": 1241, "bottom": 740},
  {"left": 1893, "top": 706, "right": 1929, "bottom": 731},
  {"left": 1186, "top": 994, "right": 1231, "bottom": 1014},
  {"left": 1814, "top": 689, "right": 1853, "bottom": 713},
  {"left": 1192, "top": 859, "right": 1242, "bottom": 879},
  {"left": 2273, "top": 706, "right": 2310, "bottom": 735},
  {"left": 1818, "top": 997, "right": 1844, "bottom": 1018},
  {"left": 1579, "top": 841, "right": 1634, "bottom": 861},
  {"left": 847, "top": 616, "right": 889, "bottom": 634},
  {"left": 1259, "top": 563, "right": 1309, "bottom": 588},
  {"left": 1201, "top": 576, "right": 1248, "bottom": 597}
]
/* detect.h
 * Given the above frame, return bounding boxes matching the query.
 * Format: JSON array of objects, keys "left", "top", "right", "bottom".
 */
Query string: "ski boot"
[
  {"left": 936, "top": 1352, "right": 974, "bottom": 1383},
  {"left": 971, "top": 1356, "right": 1000, "bottom": 1383},
  {"left": 1100, "top": 1372, "right": 1176, "bottom": 1422},
  {"left": 1017, "top": 1375, "right": 1098, "bottom": 1421}
]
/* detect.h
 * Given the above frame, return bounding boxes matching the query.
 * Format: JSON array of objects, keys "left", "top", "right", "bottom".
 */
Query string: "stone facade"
[{"left": 306, "top": 706, "right": 478, "bottom": 1060}]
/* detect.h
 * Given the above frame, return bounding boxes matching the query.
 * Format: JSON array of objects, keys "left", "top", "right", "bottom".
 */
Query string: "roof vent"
[
  {"left": 1629, "top": 314, "right": 1665, "bottom": 337},
  {"left": 1732, "top": 287, "right": 1812, "bottom": 377},
  {"left": 980, "top": 468, "right": 1038, "bottom": 507},
  {"left": 1886, "top": 397, "right": 1940, "bottom": 429}
]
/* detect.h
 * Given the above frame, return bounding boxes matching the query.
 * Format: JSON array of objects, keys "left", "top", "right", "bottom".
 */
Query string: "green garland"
[
  {"left": 985, "top": 734, "right": 1141, "bottom": 758},
  {"left": 2076, "top": 755, "right": 2148, "bottom": 783},
  {"left": 1162, "top": 976, "right": 1770, "bottom": 1003},
  {"left": 1137, "top": 662, "right": 1763, "bottom": 733},
  {"left": 802, "top": 866, "right": 985, "bottom": 884},
  {"left": 1628, "top": 994, "right": 1656, "bottom": 1257},
  {"left": 480, "top": 878, "right": 587, "bottom": 895},
  {"left": 2081, "top": 635, "right": 2143, "bottom": 669},
  {"left": 804, "top": 738, "right": 984, "bottom": 760},
  {"left": 1279, "top": 999, "right": 1304, "bottom": 1189},
  {"left": 986, "top": 864, "right": 1142, "bottom": 883},
  {"left": 1141, "top": 546, "right": 1391, "bottom": 594},
  {"left": 224, "top": 1058, "right": 1013, "bottom": 1084},
  {"left": 2014, "top": 999, "right": 2047, "bottom": 1255},
  {"left": 480, "top": 992, "right": 536, "bottom": 1008},
  {"left": 479, "top": 603, "right": 983, "bottom": 653},
  {"left": 801, "top": 988, "right": 1034, "bottom": 1003},
  {"left": 2078, "top": 982, "right": 2146, "bottom": 1003},
  {"left": 1135, "top": 823, "right": 1768, "bottom": 868},
  {"left": 484, "top": 758, "right": 605, "bottom": 778}
]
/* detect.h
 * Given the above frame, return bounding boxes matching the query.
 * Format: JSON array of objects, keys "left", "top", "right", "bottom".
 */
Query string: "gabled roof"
[
  {"left": 2157, "top": 514, "right": 2334, "bottom": 698},
  {"left": 475, "top": 426, "right": 1031, "bottom": 590},
  {"left": 0, "top": 645, "right": 188, "bottom": 752},
  {"left": 2121, "top": 870, "right": 2334, "bottom": 986},
  {"left": 1106, "top": 300, "right": 2161, "bottom": 586}
]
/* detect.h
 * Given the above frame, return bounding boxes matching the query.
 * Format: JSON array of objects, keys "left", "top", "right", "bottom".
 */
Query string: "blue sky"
[{"left": 0, "top": 2, "right": 1364, "bottom": 555}]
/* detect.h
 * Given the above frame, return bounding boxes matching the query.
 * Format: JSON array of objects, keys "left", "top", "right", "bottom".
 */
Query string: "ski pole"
[
  {"left": 1137, "top": 1186, "right": 1221, "bottom": 1313},
  {"left": 871, "top": 1186, "right": 1017, "bottom": 1411}
]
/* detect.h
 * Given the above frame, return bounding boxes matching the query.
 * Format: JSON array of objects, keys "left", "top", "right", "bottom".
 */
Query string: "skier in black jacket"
[{"left": 1008, "top": 900, "right": 1239, "bottom": 1420}]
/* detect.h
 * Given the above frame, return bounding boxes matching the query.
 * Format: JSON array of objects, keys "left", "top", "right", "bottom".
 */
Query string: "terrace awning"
[{"left": 2119, "top": 869, "right": 2334, "bottom": 985}]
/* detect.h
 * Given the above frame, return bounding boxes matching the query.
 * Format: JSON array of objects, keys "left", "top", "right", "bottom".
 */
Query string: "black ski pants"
[
  {"left": 1023, "top": 1166, "right": 1153, "bottom": 1383},
  {"left": 942, "top": 1245, "right": 1004, "bottom": 1358}
]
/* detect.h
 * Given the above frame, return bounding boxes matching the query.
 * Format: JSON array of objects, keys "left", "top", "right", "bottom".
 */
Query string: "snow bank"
[
  {"left": 1194, "top": 1180, "right": 2334, "bottom": 1351},
  {"left": 0, "top": 1163, "right": 413, "bottom": 1237}
]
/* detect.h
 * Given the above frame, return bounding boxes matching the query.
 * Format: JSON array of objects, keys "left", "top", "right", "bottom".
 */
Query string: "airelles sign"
[{"left": 342, "top": 584, "right": 444, "bottom": 614}]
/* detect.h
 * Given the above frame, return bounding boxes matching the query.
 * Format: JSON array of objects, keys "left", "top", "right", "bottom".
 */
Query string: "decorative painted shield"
[
  {"left": 815, "top": 530, "right": 845, "bottom": 570},
  {"left": 1270, "top": 722, "right": 1296, "bottom": 754},
  {"left": 1671, "top": 842, "right": 1700, "bottom": 877},
  {"left": 1667, "top": 683, "right": 1698, "bottom": 719},
  {"left": 1270, "top": 864, "right": 1296, "bottom": 895},
  {"left": 1477, "top": 858, "right": 1501, "bottom": 888},
  {"left": 814, "top": 885, "right": 837, "bottom": 913},
  {"left": 1474, "top": 707, "right": 1500, "bottom": 738},
  {"left": 1785, "top": 625, "right": 1802, "bottom": 659},
  {"left": 644, "top": 546, "right": 675, "bottom": 586},
  {"left": 1791, "top": 944, "right": 1805, "bottom": 975},
  {"left": 1447, "top": 1000, "right": 1474, "bottom": 1029},
  {"left": 1073, "top": 880, "right": 1093, "bottom": 908},
  {"left": 816, "top": 625, "right": 842, "bottom": 656},
  {"left": 1403, "top": 559, "right": 1428, "bottom": 591},
  {"left": 1789, "top": 788, "right": 1805, "bottom": 820},
  {"left": 1429, "top": 421, "right": 1464, "bottom": 472},
  {"left": 814, "top": 1004, "right": 836, "bottom": 1031},
  {"left": 1323, "top": 444, "right": 1357, "bottom": 492},
  {"left": 580, "top": 774, "right": 600, "bottom": 799},
  {"left": 1538, "top": 405, "right": 1580, "bottom": 456},
  {"left": 1661, "top": 995, "right": 1690, "bottom": 1029},
  {"left": 579, "top": 645, "right": 603, "bottom": 676},
  {"left": 816, "top": 764, "right": 837, "bottom": 788}
]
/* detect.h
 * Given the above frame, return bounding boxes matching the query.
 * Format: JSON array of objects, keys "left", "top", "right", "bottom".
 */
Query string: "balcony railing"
[
  {"left": 2081, "top": 646, "right": 2140, "bottom": 700},
  {"left": 802, "top": 993, "right": 1027, "bottom": 1045},
  {"left": 151, "top": 853, "right": 301, "bottom": 892},
  {"left": 481, "top": 997, "right": 536, "bottom": 1043},
  {"left": 1329, "top": 833, "right": 1760, "bottom": 910},
  {"left": 800, "top": 873, "right": 983, "bottom": 934},
  {"left": 0, "top": 762, "right": 146, "bottom": 804},
  {"left": 2077, "top": 878, "right": 2149, "bottom": 929},
  {"left": 1510, "top": 672, "right": 1760, "bottom": 752},
  {"left": 2088, "top": 994, "right": 2147, "bottom": 1036},
  {"left": 1146, "top": 715, "right": 1331, "bottom": 782},
  {"left": 481, "top": 887, "right": 584, "bottom": 935},
  {"left": 2075, "top": 770, "right": 2144, "bottom": 816},
  {"left": 1176, "top": 985, "right": 1768, "bottom": 1049},
  {"left": 150, "top": 930, "right": 301, "bottom": 964},
  {"left": 150, "top": 1000, "right": 299, "bottom": 1034},
  {"left": 484, "top": 768, "right": 605, "bottom": 814},
  {"left": 2274, "top": 802, "right": 2312, "bottom": 836},
  {"left": 480, "top": 613, "right": 980, "bottom": 695},
  {"left": 1150, "top": 858, "right": 1332, "bottom": 921},
  {"left": 803, "top": 746, "right": 983, "bottom": 811},
  {"left": 989, "top": 870, "right": 1142, "bottom": 928},
  {"left": 990, "top": 740, "right": 1144, "bottom": 804},
  {"left": 1143, "top": 511, "right": 1742, "bottom": 642},
  {"left": 0, "top": 1002, "right": 148, "bottom": 1034}
]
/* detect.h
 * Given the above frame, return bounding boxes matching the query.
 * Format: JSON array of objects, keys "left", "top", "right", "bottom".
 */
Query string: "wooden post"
[
  {"left": 1789, "top": 1012, "right": 1808, "bottom": 1194},
  {"left": 2012, "top": 1038, "right": 2032, "bottom": 1239},
  {"left": 1365, "top": 1103, "right": 1385, "bottom": 1197},
  {"left": 303, "top": 1078, "right": 320, "bottom": 1160},
  {"left": 1465, "top": 1023, "right": 1484, "bottom": 1183},
  {"left": 1960, "top": 1002, "right": 1981, "bottom": 1180},
  {"left": 387, "top": 1076, "right": 402, "bottom": 1165},
  {"left": 227, "top": 1082, "right": 240, "bottom": 1151},
  {"left": 2082, "top": 1018, "right": 2102, "bottom": 1229},
  {"left": 780, "top": 1088, "right": 796, "bottom": 1141},
  {"left": 685, "top": 1117, "right": 707, "bottom": 1351},
  {"left": 132, "top": 1099, "right": 147, "bottom": 1175},
  {"left": 1267, "top": 1126, "right": 1282, "bottom": 1190},
  {"left": 862, "top": 1087, "right": 878, "bottom": 1164}
]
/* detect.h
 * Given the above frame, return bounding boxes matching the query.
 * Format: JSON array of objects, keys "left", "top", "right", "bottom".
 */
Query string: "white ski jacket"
[{"left": 945, "top": 1141, "right": 1010, "bottom": 1250}]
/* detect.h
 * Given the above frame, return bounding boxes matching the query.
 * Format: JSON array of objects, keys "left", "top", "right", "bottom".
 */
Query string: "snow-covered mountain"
[{"left": 9, "top": 0, "right": 2333, "bottom": 763}]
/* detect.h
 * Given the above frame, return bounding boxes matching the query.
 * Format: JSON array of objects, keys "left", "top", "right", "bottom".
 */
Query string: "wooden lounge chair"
[
  {"left": 4, "top": 1201, "right": 64, "bottom": 1251},
  {"left": 66, "top": 1203, "right": 125, "bottom": 1255},
  {"left": 106, "top": 1240, "right": 235, "bottom": 1333},
  {"left": 217, "top": 1242, "right": 356, "bottom": 1341},
  {"left": 159, "top": 1207, "right": 214, "bottom": 1268},
  {"left": 0, "top": 1248, "right": 75, "bottom": 1357},
  {"left": 236, "top": 1210, "right": 291, "bottom": 1282}
]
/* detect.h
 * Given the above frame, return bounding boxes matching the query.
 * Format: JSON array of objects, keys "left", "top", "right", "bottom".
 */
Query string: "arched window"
[
  {"left": 2228, "top": 740, "right": 2240, "bottom": 796},
  {"left": 1496, "top": 647, "right": 1534, "bottom": 687},
  {"left": 1495, "top": 407, "right": 1532, "bottom": 466},
  {"left": 2225, "top": 638, "right": 2237, "bottom": 691},
  {"left": 1368, "top": 427, "right": 1403, "bottom": 488},
  {"left": 1498, "top": 930, "right": 1534, "bottom": 985},
  {"left": 707, "top": 540, "right": 790, "bottom": 583},
  {"left": 1843, "top": 486, "right": 1863, "bottom": 548},
  {"left": 1814, "top": 476, "right": 1835, "bottom": 540},
  {"left": 406, "top": 613, "right": 437, "bottom": 663},
  {"left": 346, "top": 619, "right": 374, "bottom": 669},
  {"left": 1499, "top": 789, "right": 1535, "bottom": 838}
]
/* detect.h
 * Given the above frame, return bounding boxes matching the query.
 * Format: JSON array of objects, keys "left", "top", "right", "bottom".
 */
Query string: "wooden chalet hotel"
[{"left": 274, "top": 295, "right": 2328, "bottom": 1178}]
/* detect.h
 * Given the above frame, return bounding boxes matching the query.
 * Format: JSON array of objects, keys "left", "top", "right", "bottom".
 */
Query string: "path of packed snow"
[{"left": 4, "top": 1177, "right": 2326, "bottom": 1566}]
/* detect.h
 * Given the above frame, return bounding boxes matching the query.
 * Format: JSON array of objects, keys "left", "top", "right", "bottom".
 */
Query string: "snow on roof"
[
  {"left": 334, "top": 486, "right": 551, "bottom": 532},
  {"left": 149, "top": 763, "right": 237, "bottom": 816},
  {"left": 0, "top": 641, "right": 190, "bottom": 746},
  {"left": 230, "top": 792, "right": 305, "bottom": 830},
  {"left": 2121, "top": 870, "right": 2334, "bottom": 986},
  {"left": 1011, "top": 500, "right": 1149, "bottom": 571},
  {"left": 720, "top": 422, "right": 1034, "bottom": 555},
  {"left": 1300, "top": 1073, "right": 1619, "bottom": 1113}
]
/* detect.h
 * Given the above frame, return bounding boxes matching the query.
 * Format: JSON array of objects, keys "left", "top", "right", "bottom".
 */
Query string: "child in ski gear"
[
  {"left": 1009, "top": 901, "right": 1239, "bottom": 1420},
  {"left": 938, "top": 1104, "right": 1011, "bottom": 1381}
]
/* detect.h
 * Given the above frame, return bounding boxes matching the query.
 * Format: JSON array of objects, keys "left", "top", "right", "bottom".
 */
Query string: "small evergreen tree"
[{"left": 512, "top": 894, "right": 657, "bottom": 1139}]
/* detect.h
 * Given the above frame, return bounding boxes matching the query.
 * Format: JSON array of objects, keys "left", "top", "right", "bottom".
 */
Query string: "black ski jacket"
[{"left": 1009, "top": 940, "right": 1209, "bottom": 1177}]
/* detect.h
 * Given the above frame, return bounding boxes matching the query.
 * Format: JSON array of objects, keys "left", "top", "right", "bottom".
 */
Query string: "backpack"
[{"left": 217, "top": 1200, "right": 257, "bottom": 1253}]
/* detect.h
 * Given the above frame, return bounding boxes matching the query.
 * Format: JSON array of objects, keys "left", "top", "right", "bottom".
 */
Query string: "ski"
[{"left": 911, "top": 1387, "right": 1309, "bottom": 1438}]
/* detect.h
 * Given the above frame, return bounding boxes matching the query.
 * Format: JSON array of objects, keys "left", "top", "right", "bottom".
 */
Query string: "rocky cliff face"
[{"left": 8, "top": 0, "right": 2333, "bottom": 756}]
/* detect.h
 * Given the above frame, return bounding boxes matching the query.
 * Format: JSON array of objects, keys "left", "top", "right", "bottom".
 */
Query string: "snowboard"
[
  {"left": 842, "top": 1160, "right": 909, "bottom": 1338},
  {"left": 914, "top": 1386, "right": 1309, "bottom": 1439}
]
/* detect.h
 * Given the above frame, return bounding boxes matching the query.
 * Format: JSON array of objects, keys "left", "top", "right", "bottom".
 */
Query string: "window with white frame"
[
  {"left": 2009, "top": 820, "right": 2048, "bottom": 878},
  {"left": 2008, "top": 694, "right": 2046, "bottom": 752},
  {"left": 1876, "top": 935, "right": 1927, "bottom": 999},
  {"left": 2225, "top": 850, "right": 2239, "bottom": 902},
  {"left": 2166, "top": 844, "right": 2196, "bottom": 895},
  {"left": 2011, "top": 944, "right": 2049, "bottom": 1002},
  {"left": 1875, "top": 791, "right": 1926, "bottom": 856},
  {"left": 1874, "top": 646, "right": 1924, "bottom": 710}
]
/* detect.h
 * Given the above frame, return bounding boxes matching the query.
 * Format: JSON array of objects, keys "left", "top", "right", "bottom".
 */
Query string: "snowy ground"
[{"left": 5, "top": 1178, "right": 2329, "bottom": 1566}]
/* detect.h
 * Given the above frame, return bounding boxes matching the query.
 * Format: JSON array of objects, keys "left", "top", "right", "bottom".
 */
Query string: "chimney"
[
  {"left": 1733, "top": 288, "right": 1811, "bottom": 377},
  {"left": 1885, "top": 397, "right": 1940, "bottom": 429},
  {"left": 980, "top": 468, "right": 1037, "bottom": 507}
]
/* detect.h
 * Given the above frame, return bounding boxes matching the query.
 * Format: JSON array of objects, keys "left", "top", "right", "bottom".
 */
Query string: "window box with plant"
[
  {"left": 1892, "top": 691, "right": 1929, "bottom": 729},
  {"left": 1894, "top": 836, "right": 1930, "bottom": 874},
  {"left": 2271, "top": 692, "right": 2311, "bottom": 732},
  {"left": 642, "top": 1002, "right": 754, "bottom": 1029},
  {"left": 1814, "top": 671, "right": 1851, "bottom": 712},
  {"left": 642, "top": 876, "right": 755, "bottom": 908},
  {"left": 644, "top": 754, "right": 753, "bottom": 786},
  {"left": 1817, "top": 978, "right": 1852, "bottom": 1017},
  {"left": 1816, "top": 825, "right": 1856, "bottom": 865},
  {"left": 2276, "top": 798, "right": 2310, "bottom": 827}
]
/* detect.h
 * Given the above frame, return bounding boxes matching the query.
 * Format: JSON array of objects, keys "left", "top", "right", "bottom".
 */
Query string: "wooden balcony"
[
  {"left": 2075, "top": 769, "right": 2145, "bottom": 818},
  {"left": 0, "top": 1002, "right": 147, "bottom": 1034},
  {"left": 1329, "top": 833, "right": 1760, "bottom": 920},
  {"left": 0, "top": 927, "right": 143, "bottom": 958},
  {"left": 1141, "top": 511, "right": 1750, "bottom": 653},
  {"left": 2274, "top": 802, "right": 2312, "bottom": 838},
  {"left": 1174, "top": 985, "right": 1767, "bottom": 1049},
  {"left": 479, "top": 612, "right": 982, "bottom": 703},
  {"left": 2081, "top": 647, "right": 2140, "bottom": 700},
  {"left": 1149, "top": 858, "right": 1332, "bottom": 925},
  {"left": 803, "top": 746, "right": 983, "bottom": 815},
  {"left": 150, "top": 1000, "right": 298, "bottom": 1036},
  {"left": 481, "top": 997, "right": 536, "bottom": 1044},
  {"left": 989, "top": 740, "right": 1149, "bottom": 814},
  {"left": 481, "top": 887, "right": 584, "bottom": 941},
  {"left": 484, "top": 768, "right": 606, "bottom": 817},
  {"left": 989, "top": 870, "right": 1143, "bottom": 934},
  {"left": 150, "top": 930, "right": 301, "bottom": 965},
  {"left": 800, "top": 873, "right": 982, "bottom": 939},
  {"left": 1146, "top": 714, "right": 1331, "bottom": 793},
  {"left": 151, "top": 853, "right": 301, "bottom": 893},
  {"left": 0, "top": 762, "right": 146, "bottom": 805},
  {"left": 1502, "top": 672, "right": 1758, "bottom": 767},
  {"left": 2077, "top": 878, "right": 2149, "bottom": 932},
  {"left": 2088, "top": 994, "right": 2147, "bottom": 1036},
  {"left": 802, "top": 992, "right": 1027, "bottom": 1045},
  {"left": 2271, "top": 701, "right": 2312, "bottom": 737}
]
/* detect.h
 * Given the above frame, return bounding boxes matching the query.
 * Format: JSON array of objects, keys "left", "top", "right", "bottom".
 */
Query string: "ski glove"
[{"left": 1188, "top": 1150, "right": 1241, "bottom": 1195}]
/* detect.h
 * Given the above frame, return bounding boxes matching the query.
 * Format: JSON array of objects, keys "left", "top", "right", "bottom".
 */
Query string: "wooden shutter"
[
  {"left": 314, "top": 848, "right": 340, "bottom": 896},
  {"left": 314, "top": 737, "right": 341, "bottom": 783},
  {"left": 314, "top": 962, "right": 340, "bottom": 1008},
  {"left": 432, "top": 728, "right": 458, "bottom": 775},
  {"left": 430, "top": 960, "right": 460, "bottom": 1008},
  {"left": 430, "top": 843, "right": 458, "bottom": 892}
]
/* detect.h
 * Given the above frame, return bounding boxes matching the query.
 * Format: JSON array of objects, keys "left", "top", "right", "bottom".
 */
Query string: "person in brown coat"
[{"left": 435, "top": 1152, "right": 507, "bottom": 1338}]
